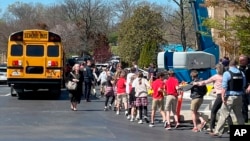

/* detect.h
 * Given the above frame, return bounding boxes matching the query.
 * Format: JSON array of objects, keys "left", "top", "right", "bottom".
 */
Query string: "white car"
[
  {"left": 125, "top": 67, "right": 148, "bottom": 79},
  {"left": 0, "top": 64, "right": 7, "bottom": 84},
  {"left": 95, "top": 63, "right": 109, "bottom": 71}
]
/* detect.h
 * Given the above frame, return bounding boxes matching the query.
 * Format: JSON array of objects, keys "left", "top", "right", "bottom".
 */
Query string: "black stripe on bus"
[
  {"left": 46, "top": 67, "right": 62, "bottom": 69},
  {"left": 7, "top": 66, "right": 24, "bottom": 69}
]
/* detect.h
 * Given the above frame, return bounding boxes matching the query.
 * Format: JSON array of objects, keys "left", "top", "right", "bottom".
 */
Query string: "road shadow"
[
  {"left": 17, "top": 89, "right": 70, "bottom": 100},
  {"left": 78, "top": 109, "right": 104, "bottom": 112}
]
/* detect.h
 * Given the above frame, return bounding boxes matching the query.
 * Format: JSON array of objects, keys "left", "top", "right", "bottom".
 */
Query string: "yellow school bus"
[{"left": 7, "top": 29, "right": 64, "bottom": 98}]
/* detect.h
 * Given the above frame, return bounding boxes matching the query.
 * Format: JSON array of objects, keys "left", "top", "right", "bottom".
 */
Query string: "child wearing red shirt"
[
  {"left": 116, "top": 70, "right": 128, "bottom": 115},
  {"left": 149, "top": 72, "right": 167, "bottom": 128},
  {"left": 164, "top": 70, "right": 180, "bottom": 130}
]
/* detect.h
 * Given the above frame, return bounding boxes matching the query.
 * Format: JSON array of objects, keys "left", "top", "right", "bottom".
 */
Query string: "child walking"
[
  {"left": 104, "top": 76, "right": 115, "bottom": 111},
  {"left": 149, "top": 72, "right": 167, "bottom": 128},
  {"left": 133, "top": 72, "right": 151, "bottom": 124},
  {"left": 127, "top": 74, "right": 137, "bottom": 121},
  {"left": 189, "top": 70, "right": 207, "bottom": 132},
  {"left": 164, "top": 70, "right": 180, "bottom": 130},
  {"left": 116, "top": 70, "right": 128, "bottom": 115}
]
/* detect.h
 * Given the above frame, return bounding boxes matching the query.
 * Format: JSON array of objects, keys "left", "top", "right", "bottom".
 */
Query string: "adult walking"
[
  {"left": 83, "top": 60, "right": 94, "bottom": 102},
  {"left": 238, "top": 55, "right": 250, "bottom": 123},
  {"left": 67, "top": 63, "right": 83, "bottom": 111},
  {"left": 210, "top": 59, "right": 246, "bottom": 137},
  {"left": 146, "top": 63, "right": 157, "bottom": 80}
]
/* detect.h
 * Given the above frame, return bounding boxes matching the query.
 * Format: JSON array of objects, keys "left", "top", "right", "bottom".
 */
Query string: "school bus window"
[
  {"left": 48, "top": 45, "right": 59, "bottom": 57},
  {"left": 26, "top": 45, "right": 44, "bottom": 56},
  {"left": 11, "top": 44, "right": 23, "bottom": 56}
]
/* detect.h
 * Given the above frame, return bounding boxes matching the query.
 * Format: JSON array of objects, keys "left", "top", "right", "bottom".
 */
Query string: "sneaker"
[
  {"left": 175, "top": 123, "right": 180, "bottom": 128},
  {"left": 130, "top": 117, "right": 134, "bottom": 122},
  {"left": 138, "top": 120, "right": 143, "bottom": 124},
  {"left": 109, "top": 104, "right": 112, "bottom": 110},
  {"left": 127, "top": 115, "right": 131, "bottom": 120},
  {"left": 164, "top": 121, "right": 168, "bottom": 128},
  {"left": 136, "top": 114, "right": 140, "bottom": 121},
  {"left": 149, "top": 123, "right": 155, "bottom": 127},
  {"left": 125, "top": 110, "right": 128, "bottom": 116},
  {"left": 143, "top": 116, "right": 150, "bottom": 123},
  {"left": 165, "top": 125, "right": 171, "bottom": 130},
  {"left": 104, "top": 107, "right": 108, "bottom": 111},
  {"left": 116, "top": 111, "right": 120, "bottom": 115}
]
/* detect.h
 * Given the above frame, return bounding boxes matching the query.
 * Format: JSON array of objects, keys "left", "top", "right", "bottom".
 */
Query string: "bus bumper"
[{"left": 7, "top": 78, "right": 62, "bottom": 89}]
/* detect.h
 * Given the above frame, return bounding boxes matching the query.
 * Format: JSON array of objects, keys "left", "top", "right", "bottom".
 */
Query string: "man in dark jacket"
[
  {"left": 238, "top": 55, "right": 250, "bottom": 123},
  {"left": 83, "top": 60, "right": 94, "bottom": 102}
]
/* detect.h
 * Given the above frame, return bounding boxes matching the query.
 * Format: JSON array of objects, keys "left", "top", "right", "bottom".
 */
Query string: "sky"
[{"left": 0, "top": 0, "right": 175, "bottom": 12}]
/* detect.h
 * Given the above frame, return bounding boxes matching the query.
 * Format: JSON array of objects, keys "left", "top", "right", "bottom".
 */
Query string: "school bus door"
[{"left": 24, "top": 44, "right": 46, "bottom": 78}]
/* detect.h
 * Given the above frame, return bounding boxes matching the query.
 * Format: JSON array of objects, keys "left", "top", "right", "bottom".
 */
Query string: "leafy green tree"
[
  {"left": 204, "top": 0, "right": 250, "bottom": 57},
  {"left": 117, "top": 5, "right": 165, "bottom": 65},
  {"left": 138, "top": 40, "right": 158, "bottom": 67},
  {"left": 232, "top": 16, "right": 250, "bottom": 55}
]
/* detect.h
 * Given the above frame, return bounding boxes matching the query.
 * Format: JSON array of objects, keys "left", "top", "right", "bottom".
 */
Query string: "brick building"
[{"left": 207, "top": 3, "right": 249, "bottom": 59}]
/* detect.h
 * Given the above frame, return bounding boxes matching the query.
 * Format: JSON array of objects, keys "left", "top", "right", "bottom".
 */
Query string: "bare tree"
[
  {"left": 113, "top": 0, "right": 142, "bottom": 22},
  {"left": 5, "top": 2, "right": 47, "bottom": 30},
  {"left": 62, "top": 0, "right": 112, "bottom": 55},
  {"left": 164, "top": 0, "right": 196, "bottom": 51},
  {"left": 0, "top": 2, "right": 48, "bottom": 51}
]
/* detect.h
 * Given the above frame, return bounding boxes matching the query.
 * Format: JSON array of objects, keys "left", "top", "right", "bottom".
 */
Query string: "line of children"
[{"left": 101, "top": 68, "right": 208, "bottom": 132}]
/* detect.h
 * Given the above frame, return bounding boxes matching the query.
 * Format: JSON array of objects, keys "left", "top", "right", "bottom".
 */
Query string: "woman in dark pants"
[
  {"left": 67, "top": 63, "right": 84, "bottom": 111},
  {"left": 194, "top": 64, "right": 233, "bottom": 132}
]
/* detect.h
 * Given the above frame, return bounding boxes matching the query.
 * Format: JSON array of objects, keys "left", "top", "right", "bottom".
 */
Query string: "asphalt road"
[{"left": 0, "top": 85, "right": 229, "bottom": 141}]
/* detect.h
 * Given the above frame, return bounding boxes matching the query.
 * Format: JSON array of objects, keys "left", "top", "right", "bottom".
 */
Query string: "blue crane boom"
[
  {"left": 157, "top": 0, "right": 220, "bottom": 82},
  {"left": 189, "top": 0, "right": 220, "bottom": 62}
]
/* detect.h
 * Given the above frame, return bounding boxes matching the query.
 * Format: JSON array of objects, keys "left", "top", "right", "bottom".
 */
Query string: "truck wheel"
[
  {"left": 16, "top": 88, "right": 25, "bottom": 99},
  {"left": 10, "top": 85, "right": 17, "bottom": 97}
]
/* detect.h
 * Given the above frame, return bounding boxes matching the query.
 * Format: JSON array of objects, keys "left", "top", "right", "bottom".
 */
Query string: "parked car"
[
  {"left": 0, "top": 64, "right": 7, "bottom": 84},
  {"left": 95, "top": 63, "right": 109, "bottom": 71},
  {"left": 124, "top": 67, "right": 148, "bottom": 79}
]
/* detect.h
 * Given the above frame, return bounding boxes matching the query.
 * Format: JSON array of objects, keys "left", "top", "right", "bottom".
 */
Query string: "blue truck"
[{"left": 157, "top": 0, "right": 220, "bottom": 82}]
